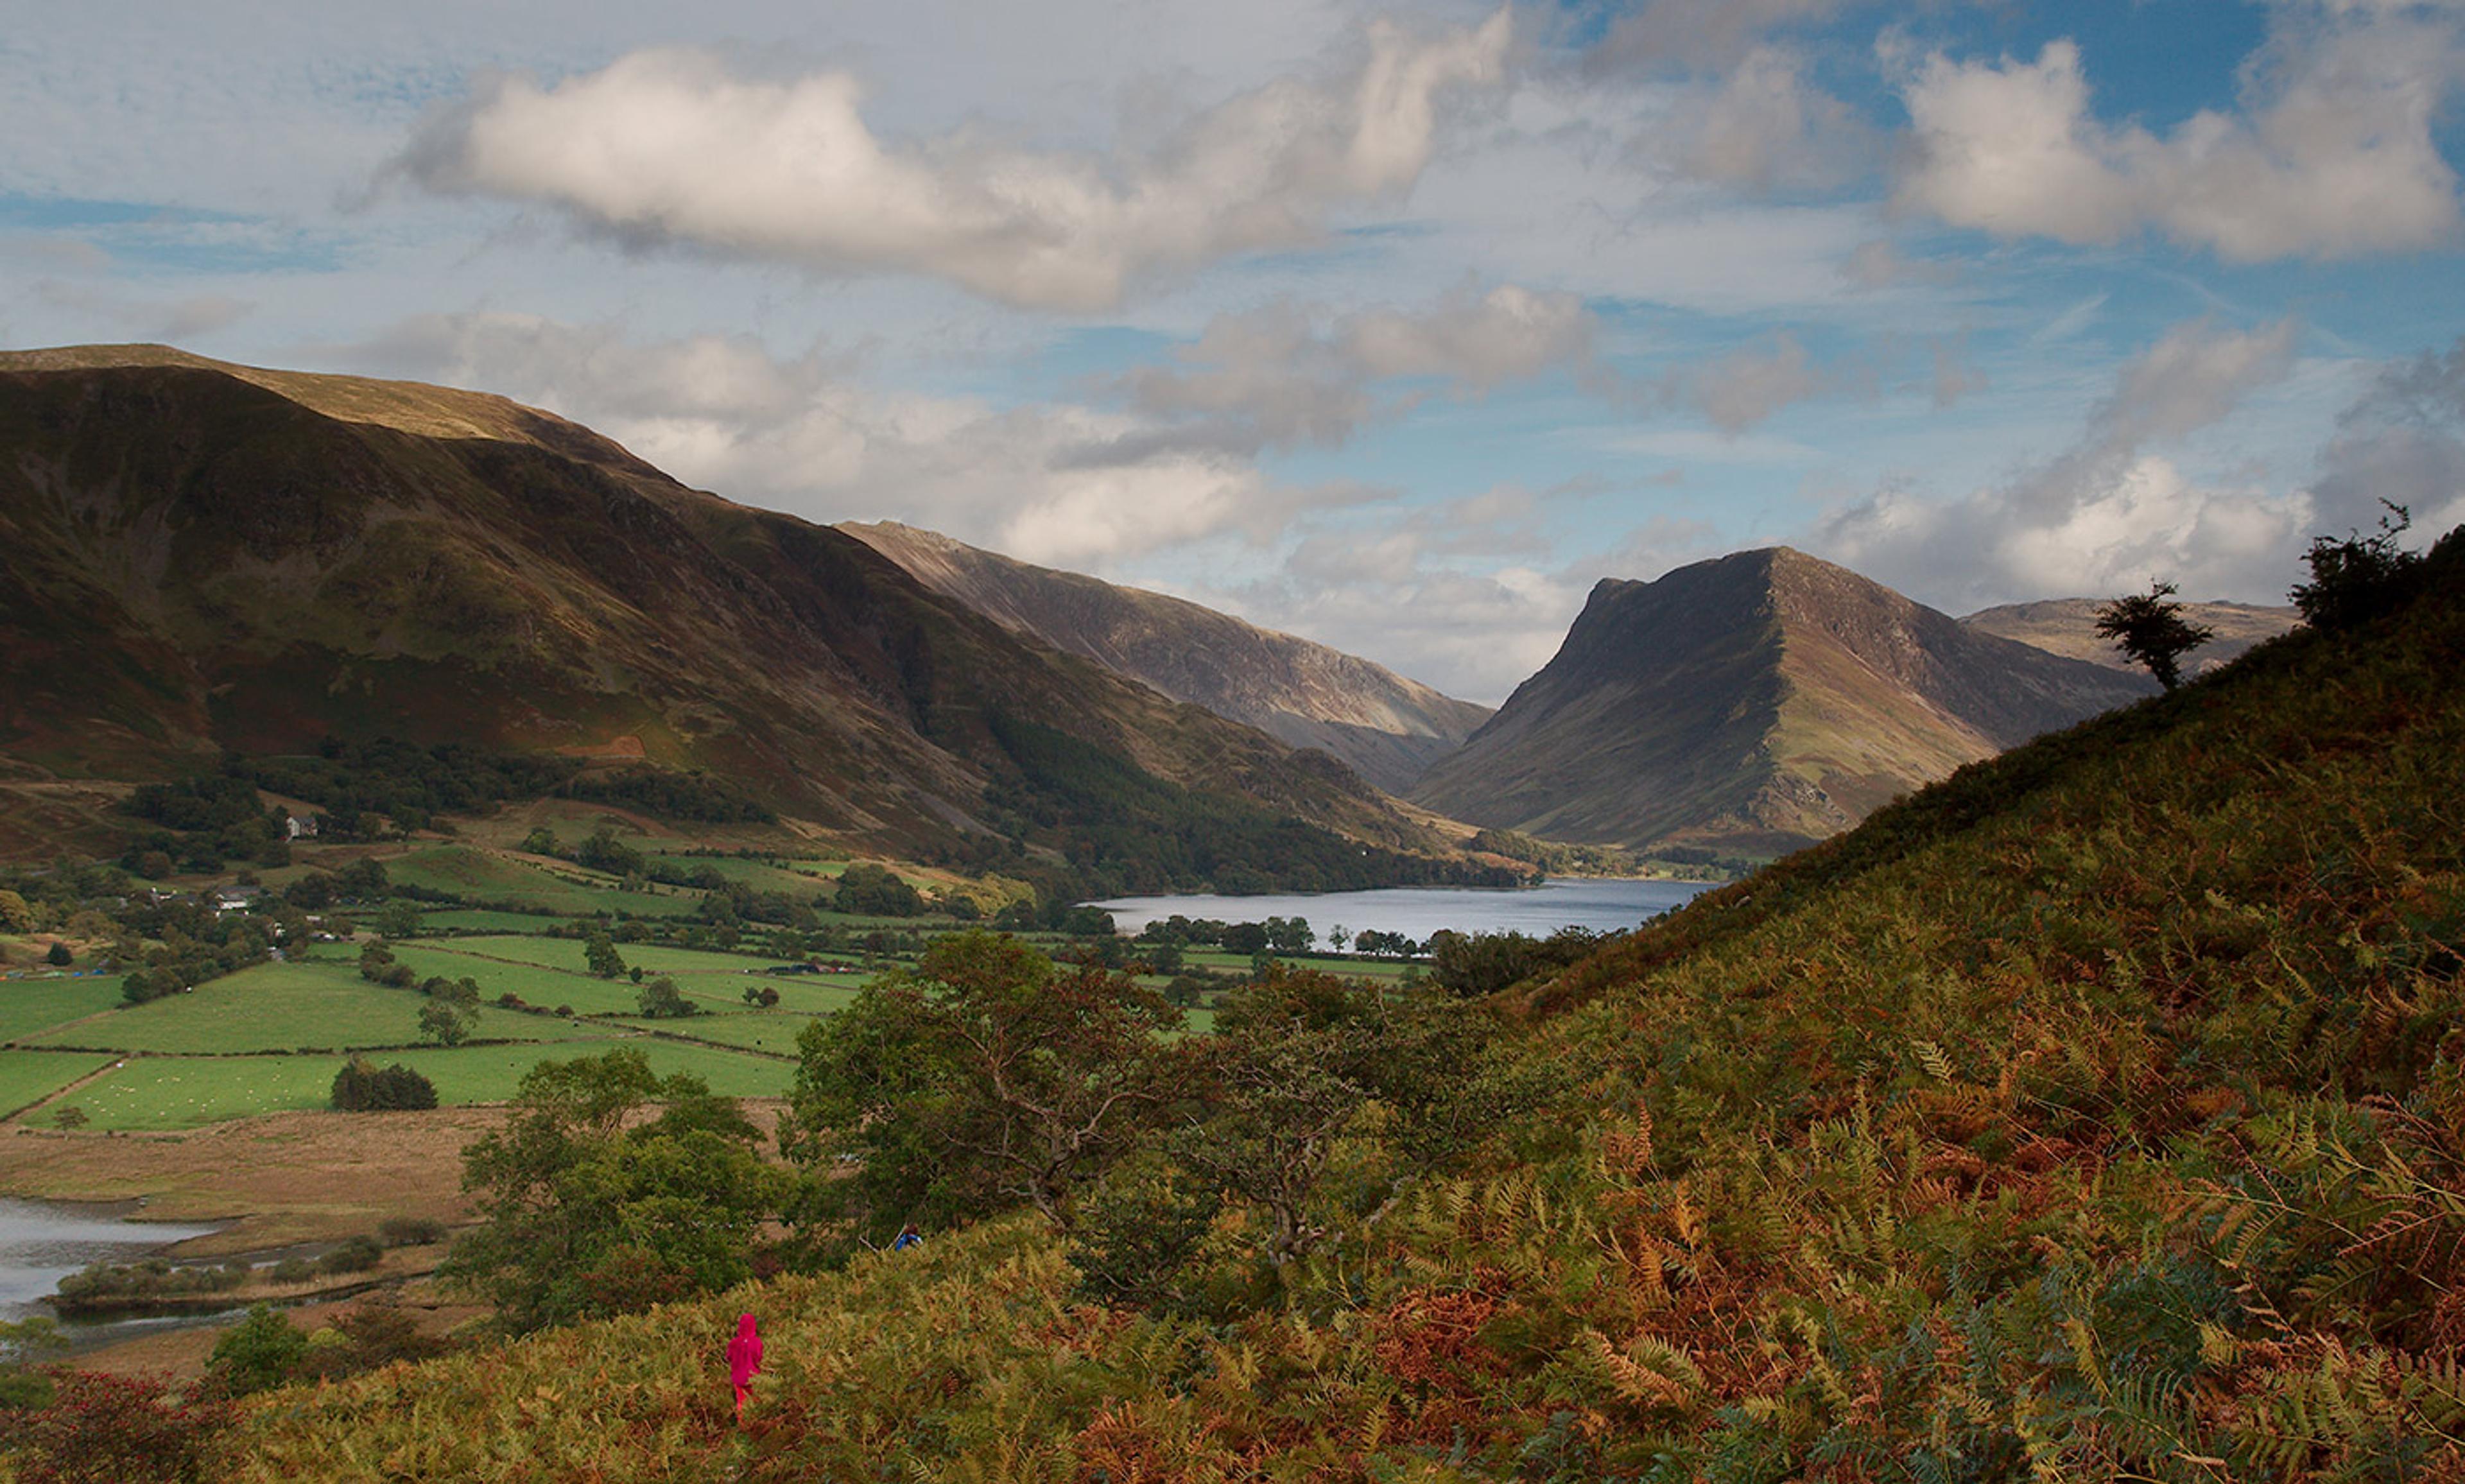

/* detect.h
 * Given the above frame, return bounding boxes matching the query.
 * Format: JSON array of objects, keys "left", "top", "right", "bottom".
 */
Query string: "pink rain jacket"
[{"left": 729, "top": 1314, "right": 763, "bottom": 1407}]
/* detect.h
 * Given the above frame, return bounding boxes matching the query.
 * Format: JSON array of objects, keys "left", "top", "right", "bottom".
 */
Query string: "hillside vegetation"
[{"left": 97, "top": 530, "right": 2465, "bottom": 1478}]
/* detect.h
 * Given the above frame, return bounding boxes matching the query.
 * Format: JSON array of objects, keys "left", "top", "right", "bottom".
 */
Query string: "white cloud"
[
  {"left": 1582, "top": 0, "right": 1856, "bottom": 75},
  {"left": 1663, "top": 332, "right": 1826, "bottom": 433},
  {"left": 1810, "top": 318, "right": 2311, "bottom": 607},
  {"left": 2306, "top": 334, "right": 2465, "bottom": 537},
  {"left": 396, "top": 10, "right": 1513, "bottom": 311},
  {"left": 1116, "top": 280, "right": 1599, "bottom": 453},
  {"left": 1894, "top": 10, "right": 2465, "bottom": 261},
  {"left": 1656, "top": 46, "right": 1878, "bottom": 191},
  {"left": 337, "top": 311, "right": 1372, "bottom": 567}
]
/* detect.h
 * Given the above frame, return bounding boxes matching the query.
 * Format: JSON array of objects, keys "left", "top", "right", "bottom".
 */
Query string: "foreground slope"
[
  {"left": 0, "top": 346, "right": 1450, "bottom": 877},
  {"left": 227, "top": 530, "right": 2465, "bottom": 1480},
  {"left": 844, "top": 521, "right": 1494, "bottom": 793},
  {"left": 1414, "top": 546, "right": 2150, "bottom": 856}
]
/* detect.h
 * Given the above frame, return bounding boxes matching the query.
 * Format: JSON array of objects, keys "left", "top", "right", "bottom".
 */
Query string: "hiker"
[
  {"left": 892, "top": 1224, "right": 921, "bottom": 1251},
  {"left": 727, "top": 1313, "right": 762, "bottom": 1424}
]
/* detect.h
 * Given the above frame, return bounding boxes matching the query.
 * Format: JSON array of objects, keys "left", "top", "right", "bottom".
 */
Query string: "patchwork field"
[
  {"left": 0, "top": 1049, "right": 112, "bottom": 1119},
  {"left": 384, "top": 845, "right": 695, "bottom": 917},
  {"left": 18, "top": 960, "right": 609, "bottom": 1055},
  {"left": 0, "top": 975, "right": 123, "bottom": 1042},
  {"left": 44, "top": 1034, "right": 795, "bottom": 1132}
]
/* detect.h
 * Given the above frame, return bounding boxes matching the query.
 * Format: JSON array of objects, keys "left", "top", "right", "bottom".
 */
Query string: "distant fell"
[
  {"left": 0, "top": 346, "right": 1473, "bottom": 889},
  {"left": 1962, "top": 595, "right": 2299, "bottom": 673},
  {"left": 843, "top": 521, "right": 1492, "bottom": 793},
  {"left": 1411, "top": 546, "right": 2152, "bottom": 858}
]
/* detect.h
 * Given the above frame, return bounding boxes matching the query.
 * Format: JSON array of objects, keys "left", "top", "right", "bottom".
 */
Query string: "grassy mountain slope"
[
  {"left": 1413, "top": 547, "right": 2152, "bottom": 857},
  {"left": 843, "top": 521, "right": 1494, "bottom": 794},
  {"left": 1964, "top": 596, "right": 2300, "bottom": 675},
  {"left": 224, "top": 533, "right": 2465, "bottom": 1479},
  {"left": 0, "top": 348, "right": 1449, "bottom": 877}
]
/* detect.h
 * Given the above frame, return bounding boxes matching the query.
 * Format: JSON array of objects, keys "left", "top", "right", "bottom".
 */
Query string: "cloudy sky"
[{"left": 6, "top": 0, "right": 2464, "bottom": 702}]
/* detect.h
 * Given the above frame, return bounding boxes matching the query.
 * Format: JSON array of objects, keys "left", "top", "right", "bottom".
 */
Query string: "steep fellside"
[
  {"left": 0, "top": 347, "right": 1449, "bottom": 871},
  {"left": 1412, "top": 547, "right": 2152, "bottom": 856},
  {"left": 842, "top": 521, "right": 1493, "bottom": 793},
  {"left": 1963, "top": 596, "right": 2299, "bottom": 674}
]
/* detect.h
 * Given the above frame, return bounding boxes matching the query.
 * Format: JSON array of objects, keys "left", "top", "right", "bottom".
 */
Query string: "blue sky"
[{"left": 4, "top": 0, "right": 2463, "bottom": 702}]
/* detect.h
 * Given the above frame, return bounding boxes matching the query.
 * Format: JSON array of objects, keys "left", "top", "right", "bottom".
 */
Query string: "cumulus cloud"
[
  {"left": 1662, "top": 332, "right": 1826, "bottom": 433},
  {"left": 394, "top": 10, "right": 1512, "bottom": 310},
  {"left": 31, "top": 281, "right": 252, "bottom": 340},
  {"left": 1584, "top": 0, "right": 1856, "bottom": 75},
  {"left": 336, "top": 312, "right": 1372, "bottom": 567},
  {"left": 1654, "top": 46, "right": 1878, "bottom": 191},
  {"left": 1112, "top": 280, "right": 1598, "bottom": 454},
  {"left": 2307, "top": 334, "right": 2465, "bottom": 537},
  {"left": 1894, "top": 8, "right": 2465, "bottom": 261},
  {"left": 1811, "top": 318, "right": 2310, "bottom": 607}
]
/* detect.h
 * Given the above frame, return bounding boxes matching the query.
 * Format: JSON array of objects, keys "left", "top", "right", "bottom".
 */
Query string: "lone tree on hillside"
[
  {"left": 2291, "top": 501, "right": 2424, "bottom": 632},
  {"left": 2095, "top": 580, "right": 2215, "bottom": 690}
]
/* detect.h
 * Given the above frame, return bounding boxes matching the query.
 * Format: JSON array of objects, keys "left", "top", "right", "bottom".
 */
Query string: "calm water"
[
  {"left": 1088, "top": 877, "right": 1713, "bottom": 944},
  {"left": 0, "top": 1197, "right": 223, "bottom": 1347}
]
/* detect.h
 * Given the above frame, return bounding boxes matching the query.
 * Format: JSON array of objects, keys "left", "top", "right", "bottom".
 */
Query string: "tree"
[
  {"left": 1074, "top": 968, "right": 1490, "bottom": 1309},
  {"left": 45, "top": 941, "right": 73, "bottom": 967},
  {"left": 636, "top": 976, "right": 696, "bottom": 1018},
  {"left": 206, "top": 1304, "right": 307, "bottom": 1396},
  {"left": 50, "top": 1105, "right": 88, "bottom": 1130},
  {"left": 2292, "top": 500, "right": 2425, "bottom": 632},
  {"left": 583, "top": 927, "right": 626, "bottom": 979},
  {"left": 377, "top": 901, "right": 422, "bottom": 940},
  {"left": 2093, "top": 580, "right": 2215, "bottom": 691},
  {"left": 441, "top": 1050, "right": 788, "bottom": 1332},
  {"left": 833, "top": 863, "right": 922, "bottom": 917},
  {"left": 331, "top": 1058, "right": 437, "bottom": 1112},
  {"left": 0, "top": 889, "right": 31, "bottom": 933},
  {"left": 784, "top": 930, "right": 1184, "bottom": 1247},
  {"left": 417, "top": 1002, "right": 472, "bottom": 1048}
]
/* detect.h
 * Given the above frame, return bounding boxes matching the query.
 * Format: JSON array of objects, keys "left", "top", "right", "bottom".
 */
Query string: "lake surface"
[
  {"left": 0, "top": 1197, "right": 222, "bottom": 1345},
  {"left": 1089, "top": 877, "right": 1714, "bottom": 943}
]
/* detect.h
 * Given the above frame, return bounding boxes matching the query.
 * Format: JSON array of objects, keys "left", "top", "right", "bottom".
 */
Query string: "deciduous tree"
[
  {"left": 784, "top": 930, "right": 1182, "bottom": 1245},
  {"left": 2093, "top": 580, "right": 2215, "bottom": 690}
]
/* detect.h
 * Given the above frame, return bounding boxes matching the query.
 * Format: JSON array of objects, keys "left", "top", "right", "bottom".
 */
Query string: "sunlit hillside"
[{"left": 203, "top": 527, "right": 2465, "bottom": 1479}]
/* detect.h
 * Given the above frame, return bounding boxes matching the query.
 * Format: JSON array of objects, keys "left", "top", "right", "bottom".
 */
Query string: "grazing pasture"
[
  {"left": 0, "top": 976, "right": 123, "bottom": 1042},
  {"left": 0, "top": 1049, "right": 112, "bottom": 1119},
  {"left": 17, "top": 961, "right": 605, "bottom": 1055}
]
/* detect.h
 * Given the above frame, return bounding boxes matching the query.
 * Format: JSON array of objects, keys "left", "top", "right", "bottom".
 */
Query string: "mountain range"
[
  {"left": 1412, "top": 546, "right": 2157, "bottom": 858},
  {"left": 0, "top": 345, "right": 1453, "bottom": 881},
  {"left": 842, "top": 522, "right": 1492, "bottom": 795},
  {"left": 0, "top": 345, "right": 2281, "bottom": 874}
]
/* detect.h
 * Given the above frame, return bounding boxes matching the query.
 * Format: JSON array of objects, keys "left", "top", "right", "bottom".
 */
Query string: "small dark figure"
[
  {"left": 727, "top": 1313, "right": 762, "bottom": 1424},
  {"left": 892, "top": 1225, "right": 921, "bottom": 1251}
]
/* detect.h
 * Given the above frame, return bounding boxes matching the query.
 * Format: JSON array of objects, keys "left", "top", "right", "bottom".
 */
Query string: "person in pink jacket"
[{"left": 727, "top": 1313, "right": 763, "bottom": 1424}]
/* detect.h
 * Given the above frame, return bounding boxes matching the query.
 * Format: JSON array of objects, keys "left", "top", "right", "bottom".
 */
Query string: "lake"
[
  {"left": 0, "top": 1196, "right": 224, "bottom": 1350},
  {"left": 1088, "top": 877, "right": 1714, "bottom": 944}
]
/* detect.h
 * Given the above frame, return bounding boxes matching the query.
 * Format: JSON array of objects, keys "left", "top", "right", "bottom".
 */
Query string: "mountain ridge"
[
  {"left": 0, "top": 347, "right": 1464, "bottom": 886},
  {"left": 842, "top": 521, "right": 1492, "bottom": 794},
  {"left": 1412, "top": 546, "right": 2154, "bottom": 856}
]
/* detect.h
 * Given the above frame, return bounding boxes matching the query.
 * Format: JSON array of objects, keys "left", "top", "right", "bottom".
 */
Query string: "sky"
[{"left": 5, "top": 0, "right": 2464, "bottom": 704}]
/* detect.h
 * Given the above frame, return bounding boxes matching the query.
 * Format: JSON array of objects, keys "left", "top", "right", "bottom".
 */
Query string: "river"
[
  {"left": 1087, "top": 877, "right": 1714, "bottom": 944},
  {"left": 0, "top": 1196, "right": 226, "bottom": 1353}
]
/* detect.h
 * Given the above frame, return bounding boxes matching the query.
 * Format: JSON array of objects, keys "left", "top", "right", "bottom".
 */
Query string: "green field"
[
  {"left": 417, "top": 909, "right": 567, "bottom": 934},
  {"left": 607, "top": 1012, "right": 817, "bottom": 1054},
  {"left": 0, "top": 976, "right": 125, "bottom": 1043},
  {"left": 62, "top": 1035, "right": 796, "bottom": 1130},
  {"left": 0, "top": 1049, "right": 112, "bottom": 1119},
  {"left": 17, "top": 961, "right": 606, "bottom": 1055},
  {"left": 393, "top": 938, "right": 869, "bottom": 1012},
  {"left": 385, "top": 846, "right": 695, "bottom": 917}
]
